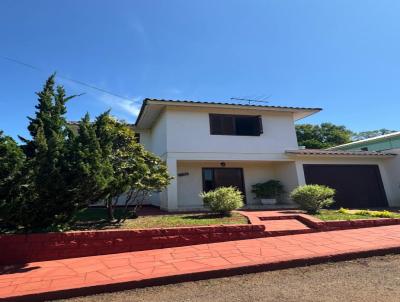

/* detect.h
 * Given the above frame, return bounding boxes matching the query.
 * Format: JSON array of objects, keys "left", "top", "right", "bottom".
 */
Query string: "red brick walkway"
[
  {"left": 238, "top": 210, "right": 313, "bottom": 232},
  {"left": 2, "top": 225, "right": 400, "bottom": 301}
]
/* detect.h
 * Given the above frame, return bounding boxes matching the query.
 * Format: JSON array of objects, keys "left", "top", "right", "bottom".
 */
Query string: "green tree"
[
  {"left": 0, "top": 131, "right": 30, "bottom": 228},
  {"left": 1, "top": 74, "right": 171, "bottom": 231},
  {"left": 2, "top": 74, "right": 99, "bottom": 230},
  {"left": 66, "top": 113, "right": 114, "bottom": 209},
  {"left": 296, "top": 123, "right": 352, "bottom": 149},
  {"left": 93, "top": 112, "right": 171, "bottom": 221},
  {"left": 20, "top": 75, "right": 78, "bottom": 228}
]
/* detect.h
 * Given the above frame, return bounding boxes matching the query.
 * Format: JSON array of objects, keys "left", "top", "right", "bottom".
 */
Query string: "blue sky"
[{"left": 1, "top": 0, "right": 399, "bottom": 139}]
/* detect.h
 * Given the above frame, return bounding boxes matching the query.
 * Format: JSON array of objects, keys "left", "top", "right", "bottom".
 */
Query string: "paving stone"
[{"left": 2, "top": 225, "right": 400, "bottom": 301}]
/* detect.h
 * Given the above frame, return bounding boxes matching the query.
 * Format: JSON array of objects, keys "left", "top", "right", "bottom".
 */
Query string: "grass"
[
  {"left": 315, "top": 208, "right": 400, "bottom": 221},
  {"left": 72, "top": 208, "right": 248, "bottom": 231}
]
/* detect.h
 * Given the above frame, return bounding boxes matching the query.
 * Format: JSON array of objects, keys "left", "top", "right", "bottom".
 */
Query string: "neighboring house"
[
  {"left": 131, "top": 99, "right": 400, "bottom": 211},
  {"left": 329, "top": 131, "right": 400, "bottom": 152}
]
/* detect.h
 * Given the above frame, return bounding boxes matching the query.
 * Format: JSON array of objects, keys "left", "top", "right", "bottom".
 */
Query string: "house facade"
[{"left": 133, "top": 99, "right": 400, "bottom": 211}]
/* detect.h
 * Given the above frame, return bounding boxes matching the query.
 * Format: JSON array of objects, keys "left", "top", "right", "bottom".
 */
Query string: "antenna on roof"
[{"left": 230, "top": 96, "right": 270, "bottom": 105}]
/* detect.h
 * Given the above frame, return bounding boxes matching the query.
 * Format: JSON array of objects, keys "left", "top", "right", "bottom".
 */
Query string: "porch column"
[
  {"left": 295, "top": 161, "right": 306, "bottom": 186},
  {"left": 164, "top": 158, "right": 178, "bottom": 211}
]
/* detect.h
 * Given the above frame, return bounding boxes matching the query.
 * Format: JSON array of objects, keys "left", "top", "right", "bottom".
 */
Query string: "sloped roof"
[
  {"left": 329, "top": 131, "right": 400, "bottom": 150},
  {"left": 135, "top": 98, "right": 322, "bottom": 128}
]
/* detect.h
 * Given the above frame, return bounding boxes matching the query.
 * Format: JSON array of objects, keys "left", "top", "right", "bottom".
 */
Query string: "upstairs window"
[{"left": 209, "top": 114, "right": 263, "bottom": 136}]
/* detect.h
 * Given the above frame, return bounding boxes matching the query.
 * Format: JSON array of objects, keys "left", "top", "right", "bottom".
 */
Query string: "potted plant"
[{"left": 251, "top": 180, "right": 284, "bottom": 205}]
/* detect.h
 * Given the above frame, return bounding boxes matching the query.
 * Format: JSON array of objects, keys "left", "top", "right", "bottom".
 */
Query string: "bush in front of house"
[
  {"left": 251, "top": 180, "right": 285, "bottom": 199},
  {"left": 290, "top": 184, "right": 335, "bottom": 214},
  {"left": 200, "top": 186, "right": 244, "bottom": 216}
]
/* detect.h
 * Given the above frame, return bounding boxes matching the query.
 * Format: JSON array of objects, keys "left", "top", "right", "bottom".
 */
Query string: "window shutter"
[
  {"left": 209, "top": 114, "right": 221, "bottom": 134},
  {"left": 257, "top": 116, "right": 263, "bottom": 134},
  {"left": 221, "top": 115, "right": 235, "bottom": 135}
]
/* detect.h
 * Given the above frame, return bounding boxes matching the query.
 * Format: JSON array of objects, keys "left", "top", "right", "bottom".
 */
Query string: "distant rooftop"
[
  {"left": 329, "top": 131, "right": 400, "bottom": 150},
  {"left": 286, "top": 149, "right": 396, "bottom": 157}
]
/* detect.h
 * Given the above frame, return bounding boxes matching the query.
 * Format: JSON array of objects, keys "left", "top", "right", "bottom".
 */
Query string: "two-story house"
[{"left": 133, "top": 99, "right": 400, "bottom": 211}]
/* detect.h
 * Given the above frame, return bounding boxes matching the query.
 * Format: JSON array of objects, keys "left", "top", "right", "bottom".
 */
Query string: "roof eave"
[{"left": 135, "top": 98, "right": 322, "bottom": 127}]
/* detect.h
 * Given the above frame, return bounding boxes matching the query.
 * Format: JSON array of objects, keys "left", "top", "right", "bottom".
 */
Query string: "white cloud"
[
  {"left": 56, "top": 77, "right": 142, "bottom": 122},
  {"left": 99, "top": 94, "right": 142, "bottom": 118}
]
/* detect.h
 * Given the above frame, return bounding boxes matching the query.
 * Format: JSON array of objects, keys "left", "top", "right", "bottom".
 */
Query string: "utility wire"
[{"left": 1, "top": 55, "right": 142, "bottom": 104}]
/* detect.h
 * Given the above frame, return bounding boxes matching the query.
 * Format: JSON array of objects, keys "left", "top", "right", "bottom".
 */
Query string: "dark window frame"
[
  {"left": 201, "top": 167, "right": 246, "bottom": 203},
  {"left": 209, "top": 114, "right": 263, "bottom": 136},
  {"left": 134, "top": 133, "right": 141, "bottom": 143}
]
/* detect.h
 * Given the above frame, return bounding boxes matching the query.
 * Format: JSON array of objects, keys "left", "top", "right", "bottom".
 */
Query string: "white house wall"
[
  {"left": 382, "top": 149, "right": 400, "bottom": 206},
  {"left": 149, "top": 110, "right": 167, "bottom": 158},
  {"left": 176, "top": 161, "right": 297, "bottom": 210},
  {"left": 165, "top": 106, "right": 299, "bottom": 155}
]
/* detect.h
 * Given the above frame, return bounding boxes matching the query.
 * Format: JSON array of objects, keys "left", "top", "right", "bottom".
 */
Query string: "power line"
[{"left": 1, "top": 55, "right": 142, "bottom": 104}]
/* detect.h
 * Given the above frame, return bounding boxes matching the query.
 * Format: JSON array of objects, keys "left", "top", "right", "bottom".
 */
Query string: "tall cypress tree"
[
  {"left": 17, "top": 74, "right": 81, "bottom": 229},
  {"left": 66, "top": 113, "right": 113, "bottom": 208}
]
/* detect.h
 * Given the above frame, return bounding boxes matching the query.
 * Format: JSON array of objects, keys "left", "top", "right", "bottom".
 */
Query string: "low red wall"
[{"left": 0, "top": 224, "right": 265, "bottom": 265}]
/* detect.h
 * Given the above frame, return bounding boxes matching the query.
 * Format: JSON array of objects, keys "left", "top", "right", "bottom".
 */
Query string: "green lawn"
[
  {"left": 315, "top": 209, "right": 400, "bottom": 221},
  {"left": 72, "top": 208, "right": 248, "bottom": 230}
]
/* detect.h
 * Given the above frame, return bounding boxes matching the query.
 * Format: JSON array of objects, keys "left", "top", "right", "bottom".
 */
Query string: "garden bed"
[
  {"left": 315, "top": 209, "right": 400, "bottom": 221},
  {"left": 72, "top": 208, "right": 248, "bottom": 231}
]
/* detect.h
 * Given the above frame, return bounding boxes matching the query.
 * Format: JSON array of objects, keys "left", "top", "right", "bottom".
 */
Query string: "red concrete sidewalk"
[{"left": 2, "top": 225, "right": 400, "bottom": 301}]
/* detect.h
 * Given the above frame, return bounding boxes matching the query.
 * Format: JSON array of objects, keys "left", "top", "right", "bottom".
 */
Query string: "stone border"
[{"left": 0, "top": 224, "right": 265, "bottom": 265}]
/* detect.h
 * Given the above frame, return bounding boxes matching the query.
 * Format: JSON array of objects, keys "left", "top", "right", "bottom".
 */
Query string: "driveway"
[{"left": 56, "top": 254, "right": 400, "bottom": 302}]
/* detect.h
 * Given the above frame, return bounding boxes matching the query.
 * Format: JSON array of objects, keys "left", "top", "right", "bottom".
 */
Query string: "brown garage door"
[{"left": 303, "top": 164, "right": 388, "bottom": 208}]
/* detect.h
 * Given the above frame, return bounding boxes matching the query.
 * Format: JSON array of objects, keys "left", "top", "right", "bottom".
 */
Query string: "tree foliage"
[
  {"left": 0, "top": 74, "right": 171, "bottom": 231},
  {"left": 296, "top": 123, "right": 353, "bottom": 149},
  {"left": 92, "top": 112, "right": 171, "bottom": 221}
]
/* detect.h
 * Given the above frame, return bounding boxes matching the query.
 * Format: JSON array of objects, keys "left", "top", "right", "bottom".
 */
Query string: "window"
[
  {"left": 209, "top": 114, "right": 263, "bottom": 136},
  {"left": 134, "top": 133, "right": 141, "bottom": 143},
  {"left": 360, "top": 147, "right": 368, "bottom": 151},
  {"left": 202, "top": 168, "right": 245, "bottom": 195}
]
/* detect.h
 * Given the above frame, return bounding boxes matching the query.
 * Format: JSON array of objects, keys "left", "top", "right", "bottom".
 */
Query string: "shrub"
[
  {"left": 251, "top": 180, "right": 284, "bottom": 199},
  {"left": 200, "top": 186, "right": 244, "bottom": 216},
  {"left": 290, "top": 185, "right": 335, "bottom": 214},
  {"left": 337, "top": 207, "right": 349, "bottom": 214},
  {"left": 353, "top": 209, "right": 394, "bottom": 218}
]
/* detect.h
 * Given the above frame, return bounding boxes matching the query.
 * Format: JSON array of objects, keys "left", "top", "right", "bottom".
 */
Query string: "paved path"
[
  {"left": 2, "top": 225, "right": 400, "bottom": 301},
  {"left": 238, "top": 210, "right": 314, "bottom": 232},
  {"left": 59, "top": 254, "right": 400, "bottom": 302}
]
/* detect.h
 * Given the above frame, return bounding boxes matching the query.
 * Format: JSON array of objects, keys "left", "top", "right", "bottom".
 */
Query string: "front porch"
[{"left": 160, "top": 159, "right": 302, "bottom": 211}]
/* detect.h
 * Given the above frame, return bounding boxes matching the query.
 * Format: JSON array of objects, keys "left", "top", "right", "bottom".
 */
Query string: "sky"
[{"left": 1, "top": 0, "right": 399, "bottom": 140}]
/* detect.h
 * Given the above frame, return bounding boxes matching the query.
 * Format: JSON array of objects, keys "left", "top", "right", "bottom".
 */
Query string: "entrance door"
[{"left": 202, "top": 168, "right": 246, "bottom": 202}]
